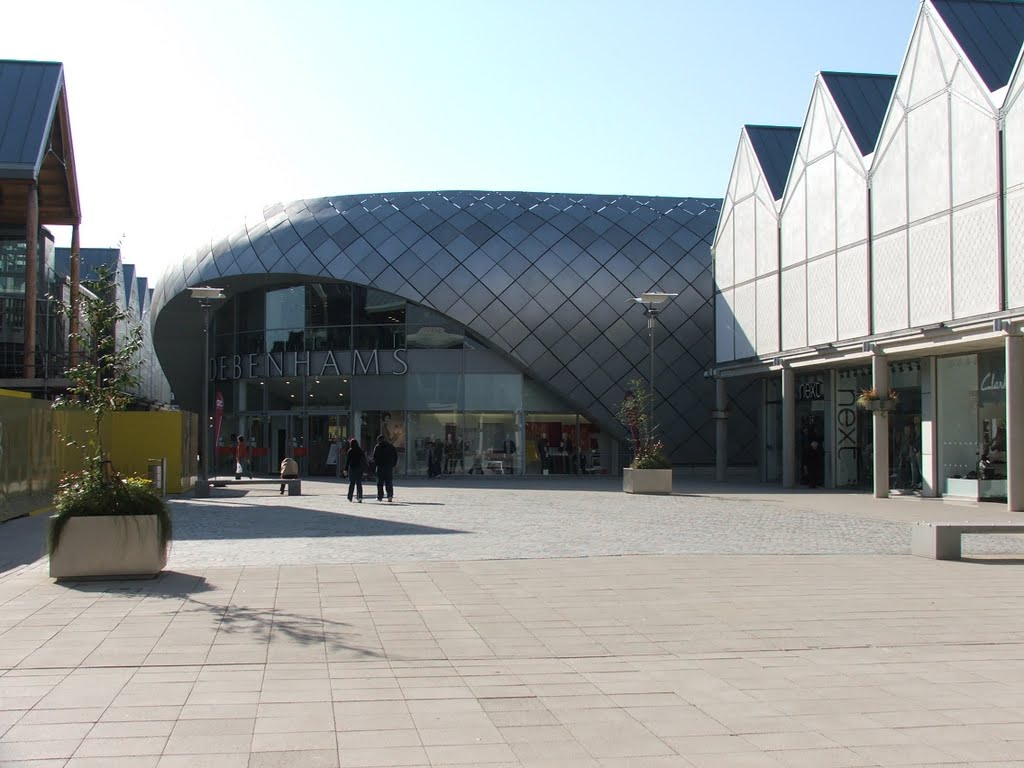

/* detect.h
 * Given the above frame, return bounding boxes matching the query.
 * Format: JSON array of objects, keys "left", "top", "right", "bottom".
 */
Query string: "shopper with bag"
[{"left": 235, "top": 435, "right": 253, "bottom": 479}]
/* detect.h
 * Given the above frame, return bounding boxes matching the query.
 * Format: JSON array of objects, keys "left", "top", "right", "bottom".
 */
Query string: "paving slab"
[{"left": 3, "top": 478, "right": 1024, "bottom": 766}]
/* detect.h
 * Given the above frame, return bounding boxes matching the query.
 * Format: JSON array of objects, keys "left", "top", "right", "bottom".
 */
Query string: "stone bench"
[
  {"left": 911, "top": 522, "right": 1024, "bottom": 560},
  {"left": 195, "top": 479, "right": 301, "bottom": 498}
]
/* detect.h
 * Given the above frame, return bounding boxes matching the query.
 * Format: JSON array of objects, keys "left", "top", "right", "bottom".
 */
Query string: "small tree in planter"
[
  {"left": 49, "top": 264, "right": 171, "bottom": 578},
  {"left": 617, "top": 379, "right": 672, "bottom": 493}
]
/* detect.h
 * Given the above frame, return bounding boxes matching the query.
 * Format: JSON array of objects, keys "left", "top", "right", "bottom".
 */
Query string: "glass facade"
[
  {"left": 763, "top": 361, "right": 925, "bottom": 492},
  {"left": 938, "top": 351, "right": 1007, "bottom": 501},
  {"left": 207, "top": 282, "right": 613, "bottom": 477},
  {"left": 0, "top": 229, "right": 65, "bottom": 379}
]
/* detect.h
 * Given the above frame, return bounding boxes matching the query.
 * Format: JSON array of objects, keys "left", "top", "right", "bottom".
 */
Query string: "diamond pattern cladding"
[{"left": 154, "top": 191, "right": 728, "bottom": 464}]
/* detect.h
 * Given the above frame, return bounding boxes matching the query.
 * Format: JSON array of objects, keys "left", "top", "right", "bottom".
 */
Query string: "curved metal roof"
[{"left": 152, "top": 191, "right": 722, "bottom": 462}]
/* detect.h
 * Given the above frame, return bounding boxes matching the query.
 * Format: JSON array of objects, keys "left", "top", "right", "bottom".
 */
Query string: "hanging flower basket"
[{"left": 856, "top": 388, "right": 899, "bottom": 412}]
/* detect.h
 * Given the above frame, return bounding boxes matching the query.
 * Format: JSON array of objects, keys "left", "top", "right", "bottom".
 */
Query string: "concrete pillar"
[
  {"left": 919, "top": 357, "right": 938, "bottom": 497},
  {"left": 1007, "top": 335, "right": 1024, "bottom": 512},
  {"left": 714, "top": 377, "right": 728, "bottom": 482},
  {"left": 872, "top": 354, "right": 890, "bottom": 499},
  {"left": 23, "top": 183, "right": 39, "bottom": 379},
  {"left": 782, "top": 367, "right": 796, "bottom": 488}
]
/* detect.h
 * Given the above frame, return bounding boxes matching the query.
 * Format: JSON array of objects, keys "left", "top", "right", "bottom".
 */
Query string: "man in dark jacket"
[{"left": 372, "top": 434, "right": 399, "bottom": 502}]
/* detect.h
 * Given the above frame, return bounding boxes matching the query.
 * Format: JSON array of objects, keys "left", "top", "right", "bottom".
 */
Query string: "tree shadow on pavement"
[{"left": 62, "top": 570, "right": 382, "bottom": 658}]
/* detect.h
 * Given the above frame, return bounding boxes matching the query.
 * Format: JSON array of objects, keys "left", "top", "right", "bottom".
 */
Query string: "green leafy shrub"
[
  {"left": 48, "top": 264, "right": 171, "bottom": 557},
  {"left": 616, "top": 378, "right": 672, "bottom": 470},
  {"left": 49, "top": 473, "right": 172, "bottom": 555}
]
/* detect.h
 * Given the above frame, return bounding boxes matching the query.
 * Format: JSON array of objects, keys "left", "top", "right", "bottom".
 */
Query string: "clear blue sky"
[{"left": 6, "top": 0, "right": 921, "bottom": 283}]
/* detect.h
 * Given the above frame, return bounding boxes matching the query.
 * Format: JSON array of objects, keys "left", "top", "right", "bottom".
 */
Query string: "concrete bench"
[
  {"left": 195, "top": 478, "right": 301, "bottom": 498},
  {"left": 911, "top": 522, "right": 1024, "bottom": 560}
]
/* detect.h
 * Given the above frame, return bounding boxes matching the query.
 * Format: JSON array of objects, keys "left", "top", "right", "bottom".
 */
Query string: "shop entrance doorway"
[{"left": 308, "top": 413, "right": 349, "bottom": 477}]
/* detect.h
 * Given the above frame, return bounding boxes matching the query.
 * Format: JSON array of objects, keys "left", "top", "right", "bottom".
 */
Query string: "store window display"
[{"left": 938, "top": 350, "right": 1007, "bottom": 501}]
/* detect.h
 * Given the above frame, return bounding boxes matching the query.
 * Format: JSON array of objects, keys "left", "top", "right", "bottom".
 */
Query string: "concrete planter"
[
  {"left": 623, "top": 468, "right": 673, "bottom": 495},
  {"left": 49, "top": 515, "right": 168, "bottom": 579}
]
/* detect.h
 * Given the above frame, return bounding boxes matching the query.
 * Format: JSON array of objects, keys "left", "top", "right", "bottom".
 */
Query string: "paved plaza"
[{"left": 2, "top": 478, "right": 1024, "bottom": 767}]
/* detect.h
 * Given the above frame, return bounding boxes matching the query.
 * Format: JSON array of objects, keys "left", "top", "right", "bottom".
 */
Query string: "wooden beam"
[
  {"left": 70, "top": 223, "right": 80, "bottom": 366},
  {"left": 23, "top": 183, "right": 38, "bottom": 379}
]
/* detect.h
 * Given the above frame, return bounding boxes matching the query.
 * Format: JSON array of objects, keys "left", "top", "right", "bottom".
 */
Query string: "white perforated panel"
[
  {"left": 872, "top": 126, "right": 907, "bottom": 235},
  {"left": 734, "top": 282, "right": 756, "bottom": 360},
  {"left": 716, "top": 290, "right": 735, "bottom": 363},
  {"left": 806, "top": 159, "right": 837, "bottom": 259},
  {"left": 733, "top": 198, "right": 755, "bottom": 285},
  {"left": 755, "top": 197, "right": 778, "bottom": 277},
  {"left": 756, "top": 275, "right": 779, "bottom": 354},
  {"left": 909, "top": 14, "right": 951, "bottom": 105},
  {"left": 716, "top": 211, "right": 735, "bottom": 290},
  {"left": 781, "top": 180, "right": 806, "bottom": 268},
  {"left": 908, "top": 216, "right": 951, "bottom": 326},
  {"left": 836, "top": 245, "right": 869, "bottom": 340},
  {"left": 806, "top": 256, "right": 837, "bottom": 345},
  {"left": 907, "top": 97, "right": 950, "bottom": 222},
  {"left": 950, "top": 96, "right": 997, "bottom": 207},
  {"left": 781, "top": 265, "right": 807, "bottom": 351},
  {"left": 1006, "top": 191, "right": 1024, "bottom": 309},
  {"left": 953, "top": 201, "right": 999, "bottom": 317},
  {"left": 835, "top": 154, "right": 867, "bottom": 250},
  {"left": 872, "top": 232, "right": 908, "bottom": 332}
]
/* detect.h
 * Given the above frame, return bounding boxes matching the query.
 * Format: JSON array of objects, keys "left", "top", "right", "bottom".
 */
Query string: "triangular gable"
[
  {"left": 931, "top": 0, "right": 1024, "bottom": 91},
  {"left": 821, "top": 72, "right": 897, "bottom": 156},
  {"left": 744, "top": 126, "right": 800, "bottom": 201}
]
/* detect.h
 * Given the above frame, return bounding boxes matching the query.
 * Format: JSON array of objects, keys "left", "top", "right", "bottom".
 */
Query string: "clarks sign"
[{"left": 210, "top": 349, "right": 408, "bottom": 381}]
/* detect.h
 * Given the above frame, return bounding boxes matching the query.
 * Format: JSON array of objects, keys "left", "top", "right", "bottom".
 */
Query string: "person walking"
[
  {"left": 344, "top": 438, "right": 365, "bottom": 502},
  {"left": 372, "top": 434, "right": 399, "bottom": 502},
  {"left": 279, "top": 456, "right": 298, "bottom": 495},
  {"left": 235, "top": 435, "right": 252, "bottom": 479}
]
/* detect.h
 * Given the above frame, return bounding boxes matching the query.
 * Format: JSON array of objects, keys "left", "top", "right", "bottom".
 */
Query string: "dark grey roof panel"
[
  {"left": 821, "top": 72, "right": 897, "bottom": 156},
  {"left": 54, "top": 246, "right": 121, "bottom": 281},
  {"left": 744, "top": 126, "right": 800, "bottom": 200},
  {"left": 122, "top": 263, "right": 136, "bottom": 306},
  {"left": 0, "top": 60, "right": 63, "bottom": 177},
  {"left": 932, "top": 0, "right": 1024, "bottom": 91}
]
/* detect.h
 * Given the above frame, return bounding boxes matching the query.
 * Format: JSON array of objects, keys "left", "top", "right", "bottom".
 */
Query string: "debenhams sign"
[{"left": 211, "top": 349, "right": 408, "bottom": 381}]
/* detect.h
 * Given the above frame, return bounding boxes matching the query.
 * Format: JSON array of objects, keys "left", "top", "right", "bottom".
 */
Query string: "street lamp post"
[
  {"left": 630, "top": 292, "right": 678, "bottom": 445},
  {"left": 189, "top": 286, "right": 225, "bottom": 496}
]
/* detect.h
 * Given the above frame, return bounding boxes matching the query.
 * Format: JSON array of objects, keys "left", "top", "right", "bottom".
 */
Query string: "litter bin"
[{"left": 147, "top": 458, "right": 167, "bottom": 496}]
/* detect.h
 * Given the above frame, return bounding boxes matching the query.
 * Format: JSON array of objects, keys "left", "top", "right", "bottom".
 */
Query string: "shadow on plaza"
[
  {"left": 64, "top": 570, "right": 383, "bottom": 658},
  {"left": 171, "top": 500, "right": 467, "bottom": 541},
  {"left": 0, "top": 513, "right": 49, "bottom": 575}
]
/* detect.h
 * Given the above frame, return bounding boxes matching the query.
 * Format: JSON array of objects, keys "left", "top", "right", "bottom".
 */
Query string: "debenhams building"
[{"left": 151, "top": 191, "right": 724, "bottom": 477}]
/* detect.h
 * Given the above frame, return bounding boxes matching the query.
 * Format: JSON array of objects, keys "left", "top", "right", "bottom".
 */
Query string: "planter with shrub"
[
  {"left": 618, "top": 379, "right": 673, "bottom": 494},
  {"left": 48, "top": 265, "right": 171, "bottom": 579}
]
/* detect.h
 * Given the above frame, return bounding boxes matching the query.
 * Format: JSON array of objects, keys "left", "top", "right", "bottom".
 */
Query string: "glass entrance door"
[
  {"left": 269, "top": 414, "right": 306, "bottom": 476},
  {"left": 308, "top": 413, "right": 350, "bottom": 477}
]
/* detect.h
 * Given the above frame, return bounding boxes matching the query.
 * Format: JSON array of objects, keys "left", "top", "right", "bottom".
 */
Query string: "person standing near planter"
[
  {"left": 345, "top": 438, "right": 365, "bottom": 502},
  {"left": 235, "top": 435, "right": 253, "bottom": 480},
  {"left": 372, "top": 434, "right": 399, "bottom": 501},
  {"left": 279, "top": 456, "right": 298, "bottom": 495}
]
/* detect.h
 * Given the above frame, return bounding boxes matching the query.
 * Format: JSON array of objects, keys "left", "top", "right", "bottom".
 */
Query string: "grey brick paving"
[{"left": 163, "top": 477, "right": 1024, "bottom": 568}]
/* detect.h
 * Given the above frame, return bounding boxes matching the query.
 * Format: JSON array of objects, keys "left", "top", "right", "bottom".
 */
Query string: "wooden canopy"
[{"left": 0, "top": 60, "right": 81, "bottom": 226}]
